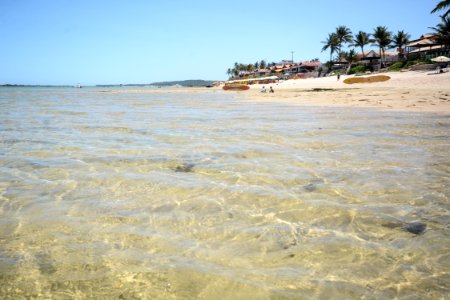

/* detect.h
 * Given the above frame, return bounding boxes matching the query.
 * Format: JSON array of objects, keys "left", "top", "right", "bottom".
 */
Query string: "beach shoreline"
[
  {"left": 97, "top": 70, "right": 450, "bottom": 114},
  {"left": 242, "top": 70, "right": 450, "bottom": 114}
]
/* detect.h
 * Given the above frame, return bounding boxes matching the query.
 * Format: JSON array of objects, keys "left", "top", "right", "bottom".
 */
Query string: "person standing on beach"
[{"left": 337, "top": 73, "right": 340, "bottom": 81}]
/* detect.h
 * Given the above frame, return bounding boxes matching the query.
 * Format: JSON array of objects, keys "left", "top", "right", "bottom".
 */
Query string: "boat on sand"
[{"left": 223, "top": 84, "right": 249, "bottom": 91}]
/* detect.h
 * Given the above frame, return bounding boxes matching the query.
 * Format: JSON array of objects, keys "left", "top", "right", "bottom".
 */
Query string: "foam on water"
[{"left": 0, "top": 87, "right": 449, "bottom": 298}]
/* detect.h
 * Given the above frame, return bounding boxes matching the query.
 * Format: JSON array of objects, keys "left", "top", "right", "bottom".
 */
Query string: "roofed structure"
[{"left": 406, "top": 33, "right": 444, "bottom": 53}]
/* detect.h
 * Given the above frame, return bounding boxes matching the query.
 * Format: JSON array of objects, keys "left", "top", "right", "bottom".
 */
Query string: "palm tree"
[
  {"left": 337, "top": 51, "right": 347, "bottom": 63},
  {"left": 344, "top": 49, "right": 358, "bottom": 74},
  {"left": 324, "top": 61, "right": 334, "bottom": 74},
  {"left": 335, "top": 25, "right": 353, "bottom": 54},
  {"left": 321, "top": 32, "right": 340, "bottom": 62},
  {"left": 226, "top": 68, "right": 232, "bottom": 79},
  {"left": 391, "top": 30, "right": 411, "bottom": 59},
  {"left": 431, "top": 0, "right": 450, "bottom": 18},
  {"left": 372, "top": 26, "right": 392, "bottom": 68},
  {"left": 352, "top": 31, "right": 372, "bottom": 57},
  {"left": 430, "top": 16, "right": 450, "bottom": 48},
  {"left": 231, "top": 62, "right": 241, "bottom": 77},
  {"left": 259, "top": 60, "right": 267, "bottom": 69}
]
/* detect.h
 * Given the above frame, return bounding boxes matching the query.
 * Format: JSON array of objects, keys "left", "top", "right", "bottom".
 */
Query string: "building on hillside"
[
  {"left": 230, "top": 60, "right": 322, "bottom": 81},
  {"left": 351, "top": 50, "right": 398, "bottom": 70},
  {"left": 356, "top": 50, "right": 398, "bottom": 63},
  {"left": 237, "top": 70, "right": 252, "bottom": 77},
  {"left": 290, "top": 61, "right": 322, "bottom": 74},
  {"left": 269, "top": 64, "right": 290, "bottom": 75},
  {"left": 406, "top": 33, "right": 449, "bottom": 59},
  {"left": 255, "top": 69, "right": 269, "bottom": 76}
]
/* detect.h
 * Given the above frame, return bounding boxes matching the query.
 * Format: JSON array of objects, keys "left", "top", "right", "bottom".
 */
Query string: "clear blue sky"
[{"left": 0, "top": 0, "right": 442, "bottom": 85}]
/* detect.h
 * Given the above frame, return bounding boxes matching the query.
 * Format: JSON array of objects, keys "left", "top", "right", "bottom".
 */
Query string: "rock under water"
[
  {"left": 404, "top": 222, "right": 427, "bottom": 235},
  {"left": 174, "top": 163, "right": 195, "bottom": 173}
]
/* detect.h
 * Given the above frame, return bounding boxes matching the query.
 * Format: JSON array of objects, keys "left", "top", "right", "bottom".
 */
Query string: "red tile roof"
[{"left": 301, "top": 62, "right": 321, "bottom": 67}]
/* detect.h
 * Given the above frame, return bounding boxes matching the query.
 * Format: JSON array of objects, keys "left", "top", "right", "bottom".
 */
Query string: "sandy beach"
[
  {"left": 243, "top": 70, "right": 450, "bottom": 113},
  {"left": 111, "top": 71, "right": 450, "bottom": 114}
]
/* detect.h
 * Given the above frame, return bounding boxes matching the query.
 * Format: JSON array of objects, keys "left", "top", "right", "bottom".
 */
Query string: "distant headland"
[
  {"left": 0, "top": 80, "right": 217, "bottom": 88},
  {"left": 96, "top": 80, "right": 217, "bottom": 88}
]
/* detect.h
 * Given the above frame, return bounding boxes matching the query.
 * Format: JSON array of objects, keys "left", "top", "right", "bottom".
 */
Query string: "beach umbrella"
[{"left": 431, "top": 56, "right": 450, "bottom": 62}]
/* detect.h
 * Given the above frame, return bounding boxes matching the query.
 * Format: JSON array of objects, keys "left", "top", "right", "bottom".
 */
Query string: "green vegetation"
[
  {"left": 335, "top": 26, "right": 353, "bottom": 54},
  {"left": 431, "top": 0, "right": 450, "bottom": 18},
  {"left": 342, "top": 49, "right": 358, "bottom": 74},
  {"left": 349, "top": 65, "right": 368, "bottom": 74},
  {"left": 228, "top": 3, "right": 450, "bottom": 79},
  {"left": 321, "top": 33, "right": 340, "bottom": 63},
  {"left": 323, "top": 7, "right": 441, "bottom": 76},
  {"left": 388, "top": 61, "right": 406, "bottom": 71},
  {"left": 226, "top": 60, "right": 274, "bottom": 79},
  {"left": 321, "top": 25, "right": 405, "bottom": 74},
  {"left": 372, "top": 26, "right": 393, "bottom": 68},
  {"left": 352, "top": 31, "right": 372, "bottom": 57},
  {"left": 318, "top": 1, "right": 450, "bottom": 77},
  {"left": 392, "top": 30, "right": 411, "bottom": 59},
  {"left": 387, "top": 59, "right": 429, "bottom": 71},
  {"left": 430, "top": 16, "right": 450, "bottom": 47},
  {"left": 321, "top": 26, "right": 352, "bottom": 70}
]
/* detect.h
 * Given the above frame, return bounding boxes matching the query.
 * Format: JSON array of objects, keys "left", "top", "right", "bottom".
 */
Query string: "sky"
[{"left": 0, "top": 0, "right": 443, "bottom": 85}]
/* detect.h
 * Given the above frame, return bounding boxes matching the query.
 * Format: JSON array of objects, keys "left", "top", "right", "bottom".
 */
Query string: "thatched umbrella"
[{"left": 431, "top": 56, "right": 450, "bottom": 62}]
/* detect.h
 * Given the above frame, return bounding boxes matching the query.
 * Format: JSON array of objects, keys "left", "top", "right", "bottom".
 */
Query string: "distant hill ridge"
[
  {"left": 95, "top": 80, "right": 216, "bottom": 87},
  {"left": 149, "top": 79, "right": 216, "bottom": 87}
]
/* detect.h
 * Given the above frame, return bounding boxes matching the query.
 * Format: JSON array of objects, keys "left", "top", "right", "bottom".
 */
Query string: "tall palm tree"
[
  {"left": 391, "top": 30, "right": 411, "bottom": 59},
  {"left": 321, "top": 32, "right": 340, "bottom": 62},
  {"left": 372, "top": 26, "right": 392, "bottom": 68},
  {"left": 431, "top": 0, "right": 450, "bottom": 18},
  {"left": 352, "top": 31, "right": 372, "bottom": 57},
  {"left": 344, "top": 49, "right": 358, "bottom": 74},
  {"left": 430, "top": 16, "right": 450, "bottom": 48},
  {"left": 335, "top": 25, "right": 353, "bottom": 54}
]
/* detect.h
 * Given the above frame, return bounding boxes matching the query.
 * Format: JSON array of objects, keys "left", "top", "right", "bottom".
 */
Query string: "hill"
[{"left": 149, "top": 79, "right": 216, "bottom": 87}]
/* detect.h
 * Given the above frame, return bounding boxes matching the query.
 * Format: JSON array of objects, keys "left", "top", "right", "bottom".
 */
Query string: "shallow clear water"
[{"left": 0, "top": 87, "right": 449, "bottom": 299}]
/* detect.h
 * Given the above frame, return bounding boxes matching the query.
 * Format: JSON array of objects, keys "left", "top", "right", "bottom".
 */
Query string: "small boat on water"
[{"left": 222, "top": 84, "right": 249, "bottom": 91}]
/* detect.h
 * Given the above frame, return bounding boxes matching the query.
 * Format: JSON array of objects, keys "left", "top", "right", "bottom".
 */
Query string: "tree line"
[
  {"left": 321, "top": 1, "right": 450, "bottom": 74},
  {"left": 225, "top": 1, "right": 450, "bottom": 78},
  {"left": 226, "top": 60, "right": 276, "bottom": 79},
  {"left": 226, "top": 58, "right": 320, "bottom": 79}
]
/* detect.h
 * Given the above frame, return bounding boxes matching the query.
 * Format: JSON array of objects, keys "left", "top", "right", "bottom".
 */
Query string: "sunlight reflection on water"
[{"left": 0, "top": 87, "right": 449, "bottom": 299}]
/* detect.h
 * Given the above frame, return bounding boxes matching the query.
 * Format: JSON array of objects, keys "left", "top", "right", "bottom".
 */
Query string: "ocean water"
[{"left": 0, "top": 87, "right": 449, "bottom": 299}]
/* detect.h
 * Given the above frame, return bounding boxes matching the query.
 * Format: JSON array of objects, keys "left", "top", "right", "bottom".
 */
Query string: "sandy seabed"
[{"left": 1, "top": 75, "right": 449, "bottom": 299}]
